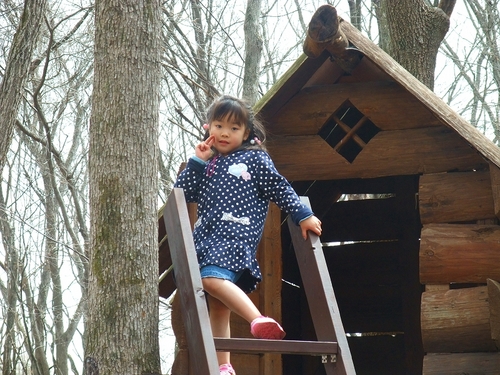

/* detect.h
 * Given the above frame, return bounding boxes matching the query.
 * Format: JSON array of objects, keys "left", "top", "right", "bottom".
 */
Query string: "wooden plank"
[
  {"left": 163, "top": 188, "right": 220, "bottom": 375},
  {"left": 267, "top": 127, "right": 487, "bottom": 181},
  {"left": 214, "top": 338, "right": 337, "bottom": 356},
  {"left": 271, "top": 82, "right": 441, "bottom": 135},
  {"left": 419, "top": 171, "right": 495, "bottom": 224},
  {"left": 420, "top": 223, "right": 500, "bottom": 284},
  {"left": 288, "top": 196, "right": 356, "bottom": 375},
  {"left": 256, "top": 203, "right": 283, "bottom": 374},
  {"left": 423, "top": 352, "right": 500, "bottom": 375},
  {"left": 421, "top": 286, "right": 497, "bottom": 352},
  {"left": 489, "top": 161, "right": 500, "bottom": 220},
  {"left": 340, "top": 18, "right": 500, "bottom": 170},
  {"left": 488, "top": 278, "right": 500, "bottom": 346}
]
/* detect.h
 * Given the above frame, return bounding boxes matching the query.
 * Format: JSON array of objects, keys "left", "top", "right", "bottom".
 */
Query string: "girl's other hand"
[
  {"left": 195, "top": 135, "right": 215, "bottom": 161},
  {"left": 299, "top": 215, "right": 322, "bottom": 240}
]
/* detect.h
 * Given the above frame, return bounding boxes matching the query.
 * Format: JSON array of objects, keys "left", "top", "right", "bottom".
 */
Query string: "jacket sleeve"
[
  {"left": 173, "top": 157, "right": 206, "bottom": 203},
  {"left": 254, "top": 152, "right": 313, "bottom": 225}
]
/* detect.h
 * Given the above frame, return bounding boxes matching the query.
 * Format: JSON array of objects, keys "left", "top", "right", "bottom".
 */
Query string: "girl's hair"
[{"left": 204, "top": 95, "right": 267, "bottom": 152}]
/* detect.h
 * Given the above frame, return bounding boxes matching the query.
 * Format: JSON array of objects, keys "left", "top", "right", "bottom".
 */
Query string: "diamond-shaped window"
[{"left": 318, "top": 100, "right": 380, "bottom": 163}]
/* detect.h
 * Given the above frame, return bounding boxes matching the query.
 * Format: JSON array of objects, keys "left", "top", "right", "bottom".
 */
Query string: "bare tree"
[
  {"left": 437, "top": 0, "right": 500, "bottom": 144},
  {"left": 0, "top": 0, "right": 46, "bottom": 174},
  {"left": 377, "top": 0, "right": 456, "bottom": 90},
  {"left": 243, "top": 0, "right": 263, "bottom": 105},
  {"left": 1, "top": 1, "right": 92, "bottom": 374},
  {"left": 0, "top": 6, "right": 47, "bottom": 370},
  {"left": 86, "top": 0, "right": 162, "bottom": 373}
]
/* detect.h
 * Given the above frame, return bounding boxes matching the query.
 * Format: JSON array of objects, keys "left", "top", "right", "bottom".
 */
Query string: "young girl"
[{"left": 174, "top": 95, "right": 322, "bottom": 375}]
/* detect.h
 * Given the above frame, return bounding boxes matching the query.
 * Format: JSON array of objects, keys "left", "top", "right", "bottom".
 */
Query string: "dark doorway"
[{"left": 282, "top": 175, "right": 424, "bottom": 375}]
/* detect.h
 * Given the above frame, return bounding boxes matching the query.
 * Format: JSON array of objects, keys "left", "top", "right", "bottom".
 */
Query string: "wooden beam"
[
  {"left": 420, "top": 223, "right": 500, "bottom": 284},
  {"left": 267, "top": 127, "right": 487, "bottom": 181},
  {"left": 395, "top": 176, "right": 424, "bottom": 374},
  {"left": 421, "top": 286, "right": 497, "bottom": 352},
  {"left": 214, "top": 338, "right": 337, "bottom": 356},
  {"left": 419, "top": 171, "right": 495, "bottom": 224},
  {"left": 423, "top": 352, "right": 500, "bottom": 375},
  {"left": 488, "top": 278, "right": 500, "bottom": 348},
  {"left": 303, "top": 5, "right": 348, "bottom": 58},
  {"left": 270, "top": 82, "right": 441, "bottom": 135},
  {"left": 302, "top": 5, "right": 363, "bottom": 74},
  {"left": 489, "top": 161, "right": 500, "bottom": 220}
]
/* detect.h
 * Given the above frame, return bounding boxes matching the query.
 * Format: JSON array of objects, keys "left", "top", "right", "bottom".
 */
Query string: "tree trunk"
[
  {"left": 0, "top": 0, "right": 46, "bottom": 176},
  {"left": 379, "top": 0, "right": 456, "bottom": 90},
  {"left": 0, "top": 190, "right": 19, "bottom": 375},
  {"left": 87, "top": 0, "right": 161, "bottom": 374},
  {"left": 242, "top": 0, "right": 263, "bottom": 105},
  {"left": 348, "top": 0, "right": 362, "bottom": 30}
]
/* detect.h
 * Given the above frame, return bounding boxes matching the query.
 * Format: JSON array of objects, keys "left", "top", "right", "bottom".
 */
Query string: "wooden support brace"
[
  {"left": 287, "top": 196, "right": 356, "bottom": 375},
  {"left": 164, "top": 188, "right": 220, "bottom": 375}
]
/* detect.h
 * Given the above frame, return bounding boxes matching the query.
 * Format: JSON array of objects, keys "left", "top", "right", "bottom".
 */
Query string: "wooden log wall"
[{"left": 418, "top": 167, "right": 500, "bottom": 374}]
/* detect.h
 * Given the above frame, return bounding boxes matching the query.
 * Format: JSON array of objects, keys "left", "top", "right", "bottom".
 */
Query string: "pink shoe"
[
  {"left": 250, "top": 316, "right": 286, "bottom": 339},
  {"left": 219, "top": 363, "right": 236, "bottom": 375}
]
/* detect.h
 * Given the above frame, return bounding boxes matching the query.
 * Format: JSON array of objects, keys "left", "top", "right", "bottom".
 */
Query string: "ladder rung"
[{"left": 214, "top": 337, "right": 338, "bottom": 356}]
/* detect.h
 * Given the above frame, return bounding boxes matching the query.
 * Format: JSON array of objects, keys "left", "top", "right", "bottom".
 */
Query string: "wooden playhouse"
[{"left": 158, "top": 5, "right": 500, "bottom": 375}]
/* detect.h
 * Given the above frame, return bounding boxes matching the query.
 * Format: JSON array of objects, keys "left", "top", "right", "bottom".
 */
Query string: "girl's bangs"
[{"left": 212, "top": 100, "right": 247, "bottom": 125}]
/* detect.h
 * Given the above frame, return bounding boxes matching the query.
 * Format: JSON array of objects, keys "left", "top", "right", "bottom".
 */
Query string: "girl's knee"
[{"left": 202, "top": 277, "right": 222, "bottom": 294}]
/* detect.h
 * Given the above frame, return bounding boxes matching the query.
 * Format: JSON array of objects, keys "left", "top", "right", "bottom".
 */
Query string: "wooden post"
[
  {"left": 489, "top": 162, "right": 500, "bottom": 220},
  {"left": 258, "top": 203, "right": 283, "bottom": 374}
]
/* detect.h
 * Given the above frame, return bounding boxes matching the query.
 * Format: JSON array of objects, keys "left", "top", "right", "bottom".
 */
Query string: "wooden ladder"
[{"left": 163, "top": 188, "right": 356, "bottom": 375}]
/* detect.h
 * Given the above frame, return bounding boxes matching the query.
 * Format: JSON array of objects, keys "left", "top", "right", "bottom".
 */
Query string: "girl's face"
[{"left": 209, "top": 115, "right": 250, "bottom": 156}]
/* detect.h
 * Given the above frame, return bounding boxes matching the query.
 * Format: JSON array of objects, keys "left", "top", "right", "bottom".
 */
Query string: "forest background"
[{"left": 1, "top": 0, "right": 499, "bottom": 374}]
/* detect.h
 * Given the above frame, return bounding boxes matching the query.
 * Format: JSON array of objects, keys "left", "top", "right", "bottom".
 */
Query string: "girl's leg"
[
  {"left": 202, "top": 277, "right": 285, "bottom": 340},
  {"left": 206, "top": 294, "right": 231, "bottom": 365},
  {"left": 202, "top": 277, "right": 261, "bottom": 323}
]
